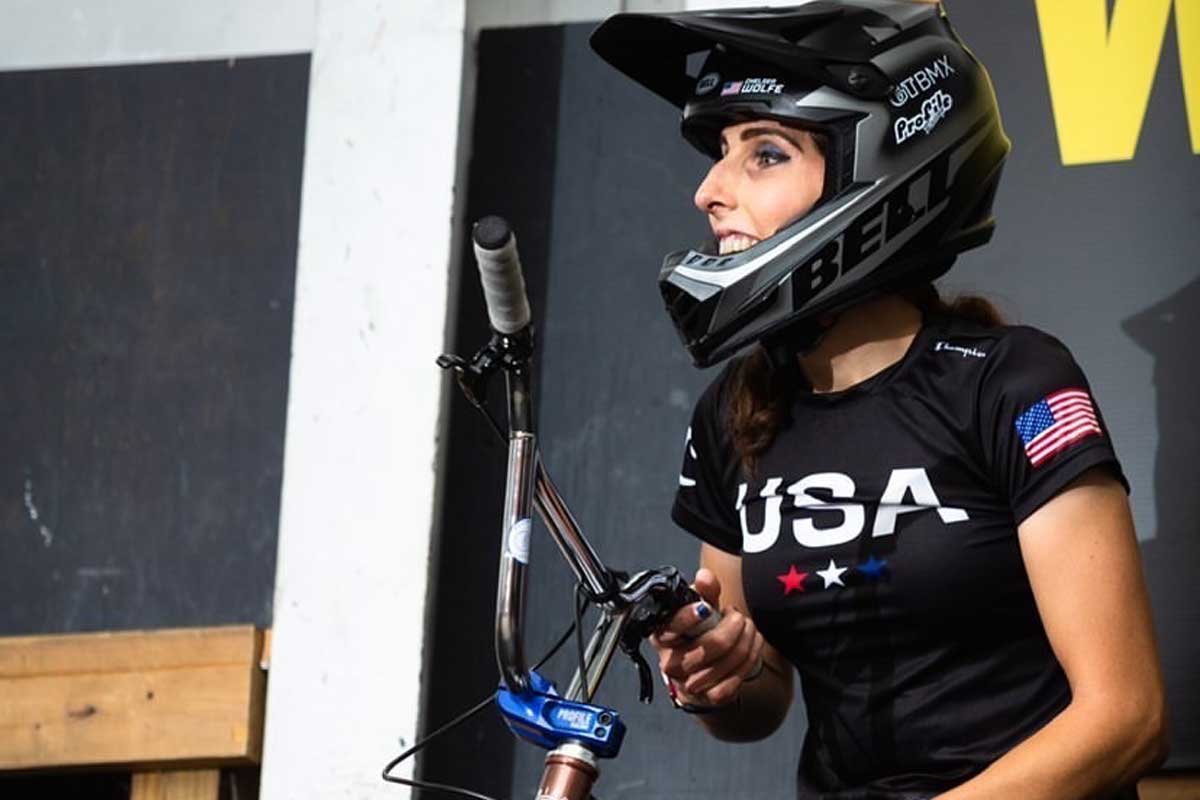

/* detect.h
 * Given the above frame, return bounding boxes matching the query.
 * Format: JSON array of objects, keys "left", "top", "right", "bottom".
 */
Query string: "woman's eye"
[{"left": 754, "top": 145, "right": 789, "bottom": 167}]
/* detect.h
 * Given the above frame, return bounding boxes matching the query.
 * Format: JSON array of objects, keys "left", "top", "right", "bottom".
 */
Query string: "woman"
[{"left": 591, "top": 3, "right": 1167, "bottom": 798}]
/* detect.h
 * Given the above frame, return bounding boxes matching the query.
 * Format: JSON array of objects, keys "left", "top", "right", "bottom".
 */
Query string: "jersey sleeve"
[
  {"left": 670, "top": 367, "right": 743, "bottom": 555},
  {"left": 976, "top": 327, "right": 1129, "bottom": 525}
]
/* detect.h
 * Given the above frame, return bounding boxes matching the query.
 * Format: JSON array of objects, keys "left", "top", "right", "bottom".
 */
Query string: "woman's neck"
[{"left": 798, "top": 295, "right": 924, "bottom": 393}]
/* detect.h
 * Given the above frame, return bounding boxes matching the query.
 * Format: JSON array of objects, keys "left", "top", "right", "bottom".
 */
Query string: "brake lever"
[
  {"left": 622, "top": 646, "right": 656, "bottom": 704},
  {"left": 614, "top": 567, "right": 721, "bottom": 703},
  {"left": 437, "top": 330, "right": 536, "bottom": 411}
]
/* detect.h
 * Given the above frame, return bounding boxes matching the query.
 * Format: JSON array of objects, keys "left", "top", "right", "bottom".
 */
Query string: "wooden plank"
[
  {"left": 0, "top": 626, "right": 264, "bottom": 771},
  {"left": 1139, "top": 774, "right": 1200, "bottom": 800},
  {"left": 130, "top": 769, "right": 220, "bottom": 800},
  {"left": 0, "top": 626, "right": 258, "bottom": 678},
  {"left": 245, "top": 631, "right": 267, "bottom": 765},
  {"left": 260, "top": 628, "right": 272, "bottom": 671}
]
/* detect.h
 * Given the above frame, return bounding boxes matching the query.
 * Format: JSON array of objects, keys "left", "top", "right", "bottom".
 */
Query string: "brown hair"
[{"left": 727, "top": 284, "right": 1005, "bottom": 475}]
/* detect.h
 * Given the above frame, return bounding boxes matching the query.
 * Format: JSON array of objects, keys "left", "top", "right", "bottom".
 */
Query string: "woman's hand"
[{"left": 651, "top": 567, "right": 765, "bottom": 708}]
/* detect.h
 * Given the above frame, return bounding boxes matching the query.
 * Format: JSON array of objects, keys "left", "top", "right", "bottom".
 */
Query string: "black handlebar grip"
[{"left": 472, "top": 215, "right": 531, "bottom": 335}]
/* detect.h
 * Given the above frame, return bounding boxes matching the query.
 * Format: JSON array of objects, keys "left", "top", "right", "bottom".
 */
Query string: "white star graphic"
[{"left": 816, "top": 559, "right": 848, "bottom": 589}]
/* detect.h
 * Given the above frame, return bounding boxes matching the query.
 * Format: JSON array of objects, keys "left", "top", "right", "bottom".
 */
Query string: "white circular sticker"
[{"left": 507, "top": 518, "right": 531, "bottom": 564}]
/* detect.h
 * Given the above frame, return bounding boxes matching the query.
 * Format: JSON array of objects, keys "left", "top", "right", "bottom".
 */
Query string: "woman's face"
[{"left": 693, "top": 119, "right": 826, "bottom": 255}]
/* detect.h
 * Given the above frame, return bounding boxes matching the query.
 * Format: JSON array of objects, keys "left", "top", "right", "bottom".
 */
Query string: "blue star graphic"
[{"left": 858, "top": 556, "right": 888, "bottom": 579}]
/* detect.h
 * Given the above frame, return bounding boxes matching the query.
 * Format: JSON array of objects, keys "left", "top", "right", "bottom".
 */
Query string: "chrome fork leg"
[{"left": 535, "top": 743, "right": 597, "bottom": 800}]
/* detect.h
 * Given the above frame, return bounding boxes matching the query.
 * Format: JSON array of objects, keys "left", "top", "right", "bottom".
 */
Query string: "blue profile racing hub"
[{"left": 496, "top": 670, "right": 626, "bottom": 758}]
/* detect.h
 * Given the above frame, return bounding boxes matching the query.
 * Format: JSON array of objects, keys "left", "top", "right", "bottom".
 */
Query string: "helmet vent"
[
  {"left": 861, "top": 24, "right": 901, "bottom": 45},
  {"left": 780, "top": 18, "right": 840, "bottom": 45}
]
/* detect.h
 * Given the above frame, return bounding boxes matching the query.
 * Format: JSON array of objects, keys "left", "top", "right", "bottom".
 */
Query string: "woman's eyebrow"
[{"left": 738, "top": 126, "right": 805, "bottom": 151}]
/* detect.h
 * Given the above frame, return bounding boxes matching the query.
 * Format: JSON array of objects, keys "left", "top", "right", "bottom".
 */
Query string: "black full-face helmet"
[{"left": 590, "top": 1, "right": 1010, "bottom": 367}]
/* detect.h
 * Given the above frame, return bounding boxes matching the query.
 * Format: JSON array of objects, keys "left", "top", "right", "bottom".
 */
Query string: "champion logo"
[{"left": 934, "top": 340, "right": 987, "bottom": 358}]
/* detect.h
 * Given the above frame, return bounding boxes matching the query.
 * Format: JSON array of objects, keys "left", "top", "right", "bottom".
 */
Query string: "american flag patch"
[
  {"left": 721, "top": 80, "right": 743, "bottom": 96},
  {"left": 1014, "top": 388, "right": 1102, "bottom": 467}
]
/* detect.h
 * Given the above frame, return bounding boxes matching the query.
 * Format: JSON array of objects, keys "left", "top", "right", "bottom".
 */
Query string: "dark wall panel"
[
  {"left": 416, "top": 26, "right": 566, "bottom": 798},
  {"left": 0, "top": 53, "right": 309, "bottom": 635}
]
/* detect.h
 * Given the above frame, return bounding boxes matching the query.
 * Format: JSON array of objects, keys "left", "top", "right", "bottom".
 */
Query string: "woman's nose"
[{"left": 694, "top": 158, "right": 734, "bottom": 216}]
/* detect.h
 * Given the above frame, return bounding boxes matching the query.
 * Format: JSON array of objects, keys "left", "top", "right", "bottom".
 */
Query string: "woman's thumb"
[{"left": 692, "top": 567, "right": 722, "bottom": 607}]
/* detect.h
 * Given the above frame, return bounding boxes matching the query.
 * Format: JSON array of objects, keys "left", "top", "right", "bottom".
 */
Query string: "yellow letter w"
[{"left": 1035, "top": 0, "right": 1199, "bottom": 165}]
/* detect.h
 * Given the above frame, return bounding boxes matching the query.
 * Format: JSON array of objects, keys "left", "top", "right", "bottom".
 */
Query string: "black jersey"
[{"left": 672, "top": 314, "right": 1128, "bottom": 799}]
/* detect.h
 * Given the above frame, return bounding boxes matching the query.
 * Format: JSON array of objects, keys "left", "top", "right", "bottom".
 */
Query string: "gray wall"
[
  {"left": 427, "top": 4, "right": 1199, "bottom": 796},
  {"left": 0, "top": 54, "right": 308, "bottom": 636}
]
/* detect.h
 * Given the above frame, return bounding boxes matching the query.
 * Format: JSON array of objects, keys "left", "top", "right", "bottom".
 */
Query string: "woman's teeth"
[{"left": 719, "top": 234, "right": 760, "bottom": 255}]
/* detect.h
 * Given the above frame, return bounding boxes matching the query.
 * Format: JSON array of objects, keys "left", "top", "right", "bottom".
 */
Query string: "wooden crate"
[{"left": 0, "top": 625, "right": 266, "bottom": 799}]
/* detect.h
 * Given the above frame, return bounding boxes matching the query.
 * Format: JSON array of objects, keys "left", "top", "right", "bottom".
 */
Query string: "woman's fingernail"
[{"left": 696, "top": 602, "right": 710, "bottom": 620}]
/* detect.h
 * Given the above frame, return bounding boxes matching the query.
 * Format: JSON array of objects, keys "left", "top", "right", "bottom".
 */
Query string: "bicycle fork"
[{"left": 536, "top": 742, "right": 598, "bottom": 800}]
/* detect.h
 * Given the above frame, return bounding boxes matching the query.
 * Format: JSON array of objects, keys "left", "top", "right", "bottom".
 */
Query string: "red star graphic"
[{"left": 776, "top": 565, "right": 807, "bottom": 595}]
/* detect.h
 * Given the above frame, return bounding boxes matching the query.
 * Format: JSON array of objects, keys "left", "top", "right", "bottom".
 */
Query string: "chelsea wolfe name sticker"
[{"left": 721, "top": 77, "right": 785, "bottom": 96}]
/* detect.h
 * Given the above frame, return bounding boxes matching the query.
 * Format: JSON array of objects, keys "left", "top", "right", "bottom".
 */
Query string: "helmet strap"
[{"left": 762, "top": 316, "right": 834, "bottom": 374}]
